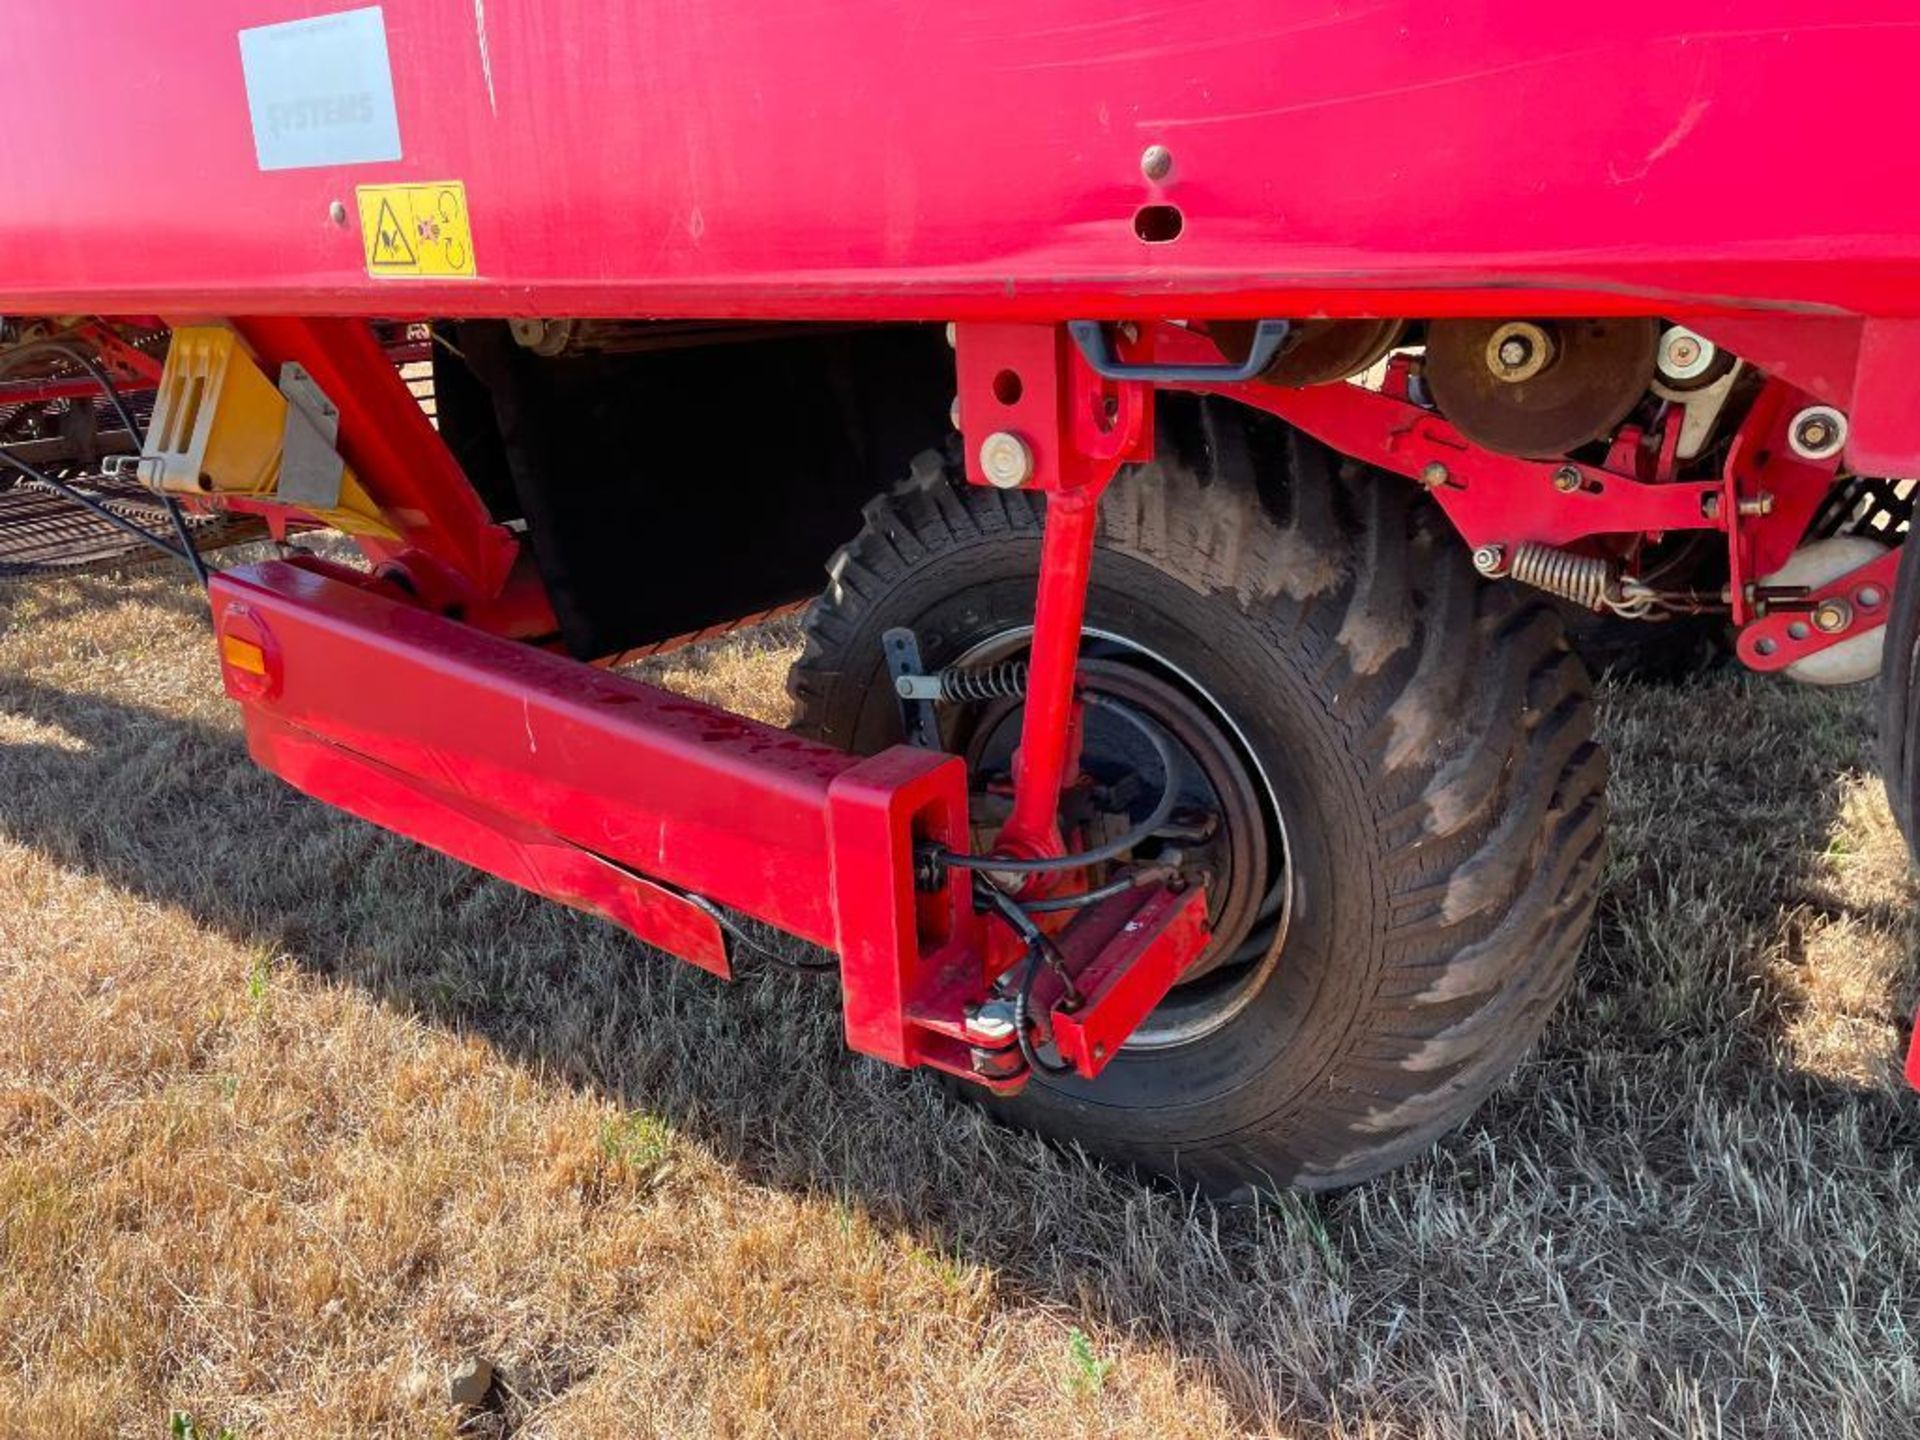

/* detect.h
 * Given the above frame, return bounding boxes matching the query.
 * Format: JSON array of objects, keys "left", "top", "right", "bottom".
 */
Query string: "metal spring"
[
  {"left": 936, "top": 660, "right": 1030, "bottom": 703},
  {"left": 1508, "top": 542, "right": 1616, "bottom": 611}
]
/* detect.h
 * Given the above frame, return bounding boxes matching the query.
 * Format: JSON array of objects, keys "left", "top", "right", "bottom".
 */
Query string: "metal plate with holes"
[{"left": 277, "top": 362, "right": 346, "bottom": 510}]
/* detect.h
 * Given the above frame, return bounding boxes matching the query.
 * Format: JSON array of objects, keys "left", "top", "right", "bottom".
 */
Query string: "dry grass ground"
[{"left": 1, "top": 564, "right": 1917, "bottom": 1439}]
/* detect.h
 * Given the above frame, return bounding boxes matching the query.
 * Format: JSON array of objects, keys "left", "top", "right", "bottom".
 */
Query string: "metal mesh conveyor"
[{"left": 0, "top": 471, "right": 263, "bottom": 579}]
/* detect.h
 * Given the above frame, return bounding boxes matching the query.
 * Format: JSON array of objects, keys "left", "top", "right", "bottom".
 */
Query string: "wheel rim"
[{"left": 947, "top": 626, "right": 1293, "bottom": 1051}]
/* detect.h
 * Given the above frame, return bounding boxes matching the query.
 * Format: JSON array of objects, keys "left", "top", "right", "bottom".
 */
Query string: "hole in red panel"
[
  {"left": 1133, "top": 204, "right": 1184, "bottom": 244},
  {"left": 991, "top": 369, "right": 1024, "bottom": 406}
]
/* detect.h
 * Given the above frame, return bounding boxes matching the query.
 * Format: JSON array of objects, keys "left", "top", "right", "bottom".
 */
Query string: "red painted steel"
[
  {"left": 214, "top": 559, "right": 887, "bottom": 947},
  {"left": 1735, "top": 549, "right": 1900, "bottom": 673},
  {"left": 998, "top": 491, "right": 1101, "bottom": 862},
  {"left": 1908, "top": 1010, "right": 1920, "bottom": 1091},
  {"left": 952, "top": 324, "right": 1153, "bottom": 863},
  {"left": 1139, "top": 325, "right": 1872, "bottom": 633},
  {"left": 1224, "top": 368, "right": 1728, "bottom": 551},
  {"left": 247, "top": 707, "right": 735, "bottom": 975},
  {"left": 7, "top": 4, "right": 1920, "bottom": 335},
  {"left": 74, "top": 323, "right": 166, "bottom": 386},
  {"left": 1047, "top": 885, "right": 1211, "bottom": 1080},
  {"left": 827, "top": 747, "right": 987, "bottom": 1080}
]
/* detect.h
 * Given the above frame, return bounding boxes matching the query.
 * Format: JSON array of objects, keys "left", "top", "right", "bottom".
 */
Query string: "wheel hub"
[{"left": 947, "top": 633, "right": 1293, "bottom": 1049}]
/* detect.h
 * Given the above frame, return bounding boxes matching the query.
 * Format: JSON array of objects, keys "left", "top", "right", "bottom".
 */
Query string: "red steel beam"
[{"left": 210, "top": 558, "right": 992, "bottom": 1078}]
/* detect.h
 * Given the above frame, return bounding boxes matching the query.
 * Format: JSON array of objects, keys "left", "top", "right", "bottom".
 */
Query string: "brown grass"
[{"left": 1, "top": 566, "right": 1918, "bottom": 1439}]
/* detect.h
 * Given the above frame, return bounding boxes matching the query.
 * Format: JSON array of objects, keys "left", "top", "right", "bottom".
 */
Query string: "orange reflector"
[{"left": 220, "top": 633, "right": 269, "bottom": 676}]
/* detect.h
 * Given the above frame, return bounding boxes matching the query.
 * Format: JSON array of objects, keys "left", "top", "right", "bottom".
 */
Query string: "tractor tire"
[
  {"left": 788, "top": 397, "right": 1608, "bottom": 1193},
  {"left": 1879, "top": 528, "right": 1920, "bottom": 862}
]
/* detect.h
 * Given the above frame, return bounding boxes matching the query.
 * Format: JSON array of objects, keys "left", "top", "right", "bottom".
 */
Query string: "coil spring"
[
  {"left": 936, "top": 660, "right": 1030, "bottom": 703},
  {"left": 1508, "top": 542, "right": 1617, "bottom": 611}
]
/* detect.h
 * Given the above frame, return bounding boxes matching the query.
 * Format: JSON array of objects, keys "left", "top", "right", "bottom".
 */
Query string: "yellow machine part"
[{"left": 139, "top": 327, "right": 399, "bottom": 540}]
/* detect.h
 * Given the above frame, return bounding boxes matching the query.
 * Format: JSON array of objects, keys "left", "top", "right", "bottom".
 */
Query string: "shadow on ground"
[{"left": 2, "top": 649, "right": 1917, "bottom": 1435}]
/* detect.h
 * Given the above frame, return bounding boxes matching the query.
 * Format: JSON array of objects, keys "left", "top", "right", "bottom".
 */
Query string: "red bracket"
[
  {"left": 1138, "top": 324, "right": 1727, "bottom": 551},
  {"left": 1735, "top": 547, "right": 1899, "bottom": 672},
  {"left": 1044, "top": 885, "right": 1211, "bottom": 1079},
  {"left": 952, "top": 324, "right": 1154, "bottom": 865}
]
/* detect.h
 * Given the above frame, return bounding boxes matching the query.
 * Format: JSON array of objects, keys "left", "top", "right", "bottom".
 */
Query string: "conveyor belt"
[{"left": 0, "top": 473, "right": 265, "bottom": 579}]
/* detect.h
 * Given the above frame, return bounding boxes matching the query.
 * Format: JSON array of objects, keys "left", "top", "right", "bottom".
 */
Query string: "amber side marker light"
[{"left": 220, "top": 633, "right": 269, "bottom": 676}]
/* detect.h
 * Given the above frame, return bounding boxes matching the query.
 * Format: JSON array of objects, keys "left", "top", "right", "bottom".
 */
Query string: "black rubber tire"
[
  {"left": 1879, "top": 531, "right": 1920, "bottom": 862},
  {"left": 788, "top": 397, "right": 1609, "bottom": 1193}
]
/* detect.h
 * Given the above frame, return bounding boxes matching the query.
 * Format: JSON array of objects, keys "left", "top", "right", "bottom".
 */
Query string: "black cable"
[
  {"left": 0, "top": 450, "right": 198, "bottom": 568},
  {"left": 971, "top": 873, "right": 1080, "bottom": 1077},
  {"left": 1019, "top": 871, "right": 1141, "bottom": 914},
  {"left": 0, "top": 336, "right": 210, "bottom": 587},
  {"left": 933, "top": 692, "right": 1181, "bottom": 876},
  {"left": 973, "top": 875, "right": 1082, "bottom": 1006},
  {"left": 685, "top": 892, "right": 837, "bottom": 973},
  {"left": 1013, "top": 942, "right": 1075, "bottom": 1077},
  {"left": 0, "top": 341, "right": 143, "bottom": 437}
]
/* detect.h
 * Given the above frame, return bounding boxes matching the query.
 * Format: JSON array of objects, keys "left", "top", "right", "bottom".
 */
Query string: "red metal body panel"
[{"left": 5, "top": 5, "right": 1920, "bottom": 327}]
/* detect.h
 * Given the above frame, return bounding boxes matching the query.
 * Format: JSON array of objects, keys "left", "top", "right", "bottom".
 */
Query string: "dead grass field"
[{"left": 2, "top": 564, "right": 1918, "bottom": 1439}]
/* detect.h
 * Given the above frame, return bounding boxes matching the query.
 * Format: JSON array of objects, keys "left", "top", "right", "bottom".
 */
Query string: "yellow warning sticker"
[{"left": 356, "top": 181, "right": 476, "bottom": 279}]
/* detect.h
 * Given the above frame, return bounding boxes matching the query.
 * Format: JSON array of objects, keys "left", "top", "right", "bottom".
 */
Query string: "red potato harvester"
[{"left": 3, "top": 2, "right": 1918, "bottom": 1191}]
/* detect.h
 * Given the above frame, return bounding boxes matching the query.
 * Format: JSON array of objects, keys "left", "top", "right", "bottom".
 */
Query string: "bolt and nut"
[
  {"left": 979, "top": 430, "right": 1033, "bottom": 488},
  {"left": 1140, "top": 144, "right": 1174, "bottom": 183},
  {"left": 1736, "top": 493, "right": 1775, "bottom": 518},
  {"left": 1812, "top": 598, "right": 1854, "bottom": 634},
  {"left": 1419, "top": 461, "right": 1450, "bottom": 489},
  {"left": 1472, "top": 544, "right": 1505, "bottom": 576},
  {"left": 1551, "top": 465, "right": 1582, "bottom": 493},
  {"left": 1484, "top": 321, "right": 1553, "bottom": 384},
  {"left": 963, "top": 1000, "right": 1017, "bottom": 1043}
]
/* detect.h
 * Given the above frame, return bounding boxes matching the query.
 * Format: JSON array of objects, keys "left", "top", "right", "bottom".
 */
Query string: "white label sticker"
[{"left": 238, "top": 6, "right": 402, "bottom": 172}]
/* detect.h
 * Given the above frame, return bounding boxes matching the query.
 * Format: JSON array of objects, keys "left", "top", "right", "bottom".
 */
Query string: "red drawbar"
[
  {"left": 1907, "top": 1010, "right": 1920, "bottom": 1092},
  {"left": 209, "top": 559, "right": 1006, "bottom": 1080}
]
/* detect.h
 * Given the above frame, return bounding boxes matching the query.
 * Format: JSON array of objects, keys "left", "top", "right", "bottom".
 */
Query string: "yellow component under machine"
[{"left": 138, "top": 326, "right": 399, "bottom": 540}]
